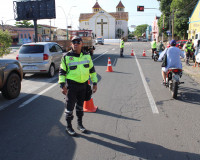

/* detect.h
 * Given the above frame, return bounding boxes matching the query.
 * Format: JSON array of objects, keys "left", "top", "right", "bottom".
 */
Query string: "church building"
[{"left": 79, "top": 1, "right": 128, "bottom": 39}]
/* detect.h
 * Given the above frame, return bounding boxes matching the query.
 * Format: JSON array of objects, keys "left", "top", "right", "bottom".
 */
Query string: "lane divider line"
[
  {"left": 93, "top": 51, "right": 108, "bottom": 61},
  {"left": 18, "top": 83, "right": 58, "bottom": 109},
  {"left": 0, "top": 76, "right": 58, "bottom": 111},
  {"left": 135, "top": 53, "right": 159, "bottom": 114}
]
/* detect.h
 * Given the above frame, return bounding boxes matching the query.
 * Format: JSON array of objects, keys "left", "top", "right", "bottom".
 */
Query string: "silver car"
[{"left": 17, "top": 42, "right": 64, "bottom": 77}]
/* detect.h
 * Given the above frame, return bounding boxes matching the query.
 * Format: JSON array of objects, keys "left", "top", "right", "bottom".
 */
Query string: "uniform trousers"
[
  {"left": 65, "top": 81, "right": 87, "bottom": 126},
  {"left": 120, "top": 48, "right": 124, "bottom": 57}
]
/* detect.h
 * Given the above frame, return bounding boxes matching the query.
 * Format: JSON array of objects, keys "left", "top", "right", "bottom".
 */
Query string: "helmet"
[{"left": 170, "top": 39, "right": 176, "bottom": 46}]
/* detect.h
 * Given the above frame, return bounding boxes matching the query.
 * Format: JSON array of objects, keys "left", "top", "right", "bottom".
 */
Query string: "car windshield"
[
  {"left": 19, "top": 45, "right": 44, "bottom": 54},
  {"left": 97, "top": 38, "right": 102, "bottom": 40}
]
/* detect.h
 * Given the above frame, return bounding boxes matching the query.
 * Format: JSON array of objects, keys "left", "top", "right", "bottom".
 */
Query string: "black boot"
[
  {"left": 77, "top": 117, "right": 87, "bottom": 133},
  {"left": 66, "top": 116, "right": 76, "bottom": 136},
  {"left": 66, "top": 126, "right": 76, "bottom": 136}
]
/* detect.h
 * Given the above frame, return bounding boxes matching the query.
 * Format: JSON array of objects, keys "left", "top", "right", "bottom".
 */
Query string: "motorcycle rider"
[
  {"left": 151, "top": 39, "right": 157, "bottom": 59},
  {"left": 157, "top": 41, "right": 165, "bottom": 55},
  {"left": 185, "top": 39, "right": 194, "bottom": 65},
  {"left": 158, "top": 39, "right": 185, "bottom": 85}
]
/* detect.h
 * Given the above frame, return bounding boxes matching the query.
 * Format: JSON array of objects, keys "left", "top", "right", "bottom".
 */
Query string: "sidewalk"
[
  {"left": 182, "top": 59, "right": 200, "bottom": 84},
  {"left": 1, "top": 49, "right": 18, "bottom": 60}
]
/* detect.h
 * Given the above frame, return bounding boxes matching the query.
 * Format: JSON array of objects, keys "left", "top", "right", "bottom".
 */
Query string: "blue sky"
[{"left": 0, "top": 0, "right": 161, "bottom": 31}]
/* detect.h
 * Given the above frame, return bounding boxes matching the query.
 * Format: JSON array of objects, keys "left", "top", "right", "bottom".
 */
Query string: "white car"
[{"left": 17, "top": 42, "right": 65, "bottom": 77}]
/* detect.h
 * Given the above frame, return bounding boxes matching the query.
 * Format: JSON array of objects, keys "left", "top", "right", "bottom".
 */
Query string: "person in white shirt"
[{"left": 158, "top": 39, "right": 185, "bottom": 84}]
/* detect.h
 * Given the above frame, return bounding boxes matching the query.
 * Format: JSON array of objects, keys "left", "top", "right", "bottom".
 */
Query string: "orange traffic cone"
[
  {"left": 131, "top": 48, "right": 134, "bottom": 56},
  {"left": 142, "top": 50, "right": 146, "bottom": 56},
  {"left": 106, "top": 57, "right": 113, "bottom": 72},
  {"left": 83, "top": 80, "right": 98, "bottom": 112},
  {"left": 83, "top": 98, "right": 97, "bottom": 112}
]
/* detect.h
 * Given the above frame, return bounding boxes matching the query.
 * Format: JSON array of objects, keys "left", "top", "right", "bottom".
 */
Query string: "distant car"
[
  {"left": 17, "top": 42, "right": 64, "bottom": 77},
  {"left": 176, "top": 40, "right": 187, "bottom": 49},
  {"left": 142, "top": 39, "right": 147, "bottom": 42},
  {"left": 95, "top": 37, "right": 104, "bottom": 45},
  {"left": 0, "top": 59, "right": 23, "bottom": 99}
]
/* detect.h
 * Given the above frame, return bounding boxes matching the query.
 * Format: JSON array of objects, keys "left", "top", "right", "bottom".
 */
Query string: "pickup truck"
[
  {"left": 52, "top": 30, "right": 95, "bottom": 56},
  {"left": 0, "top": 59, "right": 23, "bottom": 99}
]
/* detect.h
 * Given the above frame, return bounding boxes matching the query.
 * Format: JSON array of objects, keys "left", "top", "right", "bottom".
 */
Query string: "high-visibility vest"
[
  {"left": 185, "top": 42, "right": 193, "bottom": 52},
  {"left": 151, "top": 41, "right": 157, "bottom": 49},
  {"left": 59, "top": 51, "right": 98, "bottom": 84},
  {"left": 120, "top": 40, "right": 124, "bottom": 48}
]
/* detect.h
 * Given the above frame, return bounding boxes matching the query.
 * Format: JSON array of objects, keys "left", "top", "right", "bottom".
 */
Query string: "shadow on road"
[
  {"left": 96, "top": 109, "right": 140, "bottom": 121},
  {"left": 178, "top": 86, "right": 200, "bottom": 105},
  {"left": 80, "top": 131, "right": 200, "bottom": 160},
  {"left": 0, "top": 94, "right": 75, "bottom": 160}
]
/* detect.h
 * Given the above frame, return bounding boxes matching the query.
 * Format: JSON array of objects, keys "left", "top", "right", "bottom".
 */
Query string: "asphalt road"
[{"left": 0, "top": 42, "right": 200, "bottom": 160}]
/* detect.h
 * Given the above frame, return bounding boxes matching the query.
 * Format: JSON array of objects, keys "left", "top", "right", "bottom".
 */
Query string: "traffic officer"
[
  {"left": 151, "top": 39, "right": 157, "bottom": 59},
  {"left": 185, "top": 39, "right": 194, "bottom": 65},
  {"left": 59, "top": 36, "right": 98, "bottom": 136},
  {"left": 120, "top": 37, "right": 125, "bottom": 57}
]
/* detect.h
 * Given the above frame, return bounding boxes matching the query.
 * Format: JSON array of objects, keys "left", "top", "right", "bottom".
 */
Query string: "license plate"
[
  {"left": 172, "top": 74, "right": 179, "bottom": 81},
  {"left": 23, "top": 66, "right": 37, "bottom": 70}
]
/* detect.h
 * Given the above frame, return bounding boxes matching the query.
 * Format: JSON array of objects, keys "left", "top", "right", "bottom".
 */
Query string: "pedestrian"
[
  {"left": 193, "top": 39, "right": 200, "bottom": 67},
  {"left": 59, "top": 36, "right": 98, "bottom": 136},
  {"left": 185, "top": 39, "right": 194, "bottom": 65},
  {"left": 120, "top": 37, "right": 125, "bottom": 57},
  {"left": 151, "top": 39, "right": 157, "bottom": 59}
]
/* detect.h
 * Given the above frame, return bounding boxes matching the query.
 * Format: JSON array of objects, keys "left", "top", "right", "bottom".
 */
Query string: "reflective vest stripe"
[{"left": 68, "top": 60, "right": 90, "bottom": 66}]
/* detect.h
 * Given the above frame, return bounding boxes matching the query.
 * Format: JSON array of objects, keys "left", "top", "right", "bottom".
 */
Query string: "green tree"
[
  {"left": 157, "top": 0, "right": 198, "bottom": 39},
  {"left": 157, "top": 0, "right": 172, "bottom": 36},
  {"left": 133, "top": 24, "right": 148, "bottom": 37},
  {"left": 0, "top": 30, "right": 12, "bottom": 57},
  {"left": 170, "top": 0, "right": 198, "bottom": 39},
  {"left": 15, "top": 20, "right": 34, "bottom": 28}
]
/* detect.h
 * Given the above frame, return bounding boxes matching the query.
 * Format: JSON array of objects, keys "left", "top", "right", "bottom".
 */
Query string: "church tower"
[
  {"left": 116, "top": 1, "right": 125, "bottom": 12},
  {"left": 93, "top": 1, "right": 101, "bottom": 13}
]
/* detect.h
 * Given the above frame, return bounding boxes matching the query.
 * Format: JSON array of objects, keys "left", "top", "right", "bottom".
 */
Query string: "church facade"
[{"left": 79, "top": 1, "right": 128, "bottom": 39}]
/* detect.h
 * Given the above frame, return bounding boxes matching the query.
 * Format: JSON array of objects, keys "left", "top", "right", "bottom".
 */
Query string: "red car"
[{"left": 176, "top": 40, "right": 187, "bottom": 49}]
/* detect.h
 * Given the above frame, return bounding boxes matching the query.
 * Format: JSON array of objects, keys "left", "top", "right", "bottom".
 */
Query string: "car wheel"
[
  {"left": 23, "top": 73, "right": 26, "bottom": 78},
  {"left": 48, "top": 64, "right": 55, "bottom": 77},
  {"left": 2, "top": 73, "right": 21, "bottom": 99}
]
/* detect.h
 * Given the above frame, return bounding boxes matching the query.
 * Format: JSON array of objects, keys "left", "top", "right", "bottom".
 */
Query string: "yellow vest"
[{"left": 59, "top": 51, "right": 98, "bottom": 84}]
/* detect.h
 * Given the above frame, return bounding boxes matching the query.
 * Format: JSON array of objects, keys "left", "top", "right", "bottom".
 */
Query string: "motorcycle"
[
  {"left": 153, "top": 50, "right": 159, "bottom": 61},
  {"left": 165, "top": 68, "right": 184, "bottom": 99}
]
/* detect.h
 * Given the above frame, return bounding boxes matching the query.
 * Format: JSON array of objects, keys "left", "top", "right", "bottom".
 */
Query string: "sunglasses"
[{"left": 72, "top": 41, "right": 81, "bottom": 44}]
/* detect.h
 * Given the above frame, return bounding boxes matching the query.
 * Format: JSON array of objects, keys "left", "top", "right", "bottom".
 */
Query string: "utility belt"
[{"left": 67, "top": 79, "right": 88, "bottom": 86}]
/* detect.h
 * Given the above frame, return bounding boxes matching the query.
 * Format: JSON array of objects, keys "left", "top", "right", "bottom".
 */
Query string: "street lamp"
[{"left": 58, "top": 6, "right": 76, "bottom": 40}]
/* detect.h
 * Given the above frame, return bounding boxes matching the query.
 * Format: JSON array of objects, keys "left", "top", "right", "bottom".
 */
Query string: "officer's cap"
[{"left": 71, "top": 36, "right": 82, "bottom": 42}]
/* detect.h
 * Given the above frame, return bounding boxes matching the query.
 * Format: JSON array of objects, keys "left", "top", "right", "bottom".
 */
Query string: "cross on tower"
[{"left": 97, "top": 19, "right": 107, "bottom": 36}]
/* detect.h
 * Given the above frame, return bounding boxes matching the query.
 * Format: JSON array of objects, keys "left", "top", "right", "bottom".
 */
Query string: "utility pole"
[
  {"left": 172, "top": 9, "right": 174, "bottom": 40},
  {"left": 162, "top": 15, "right": 165, "bottom": 42},
  {"left": 33, "top": 19, "right": 38, "bottom": 43},
  {"left": 49, "top": 20, "right": 51, "bottom": 41},
  {"left": 169, "top": 14, "right": 171, "bottom": 41}
]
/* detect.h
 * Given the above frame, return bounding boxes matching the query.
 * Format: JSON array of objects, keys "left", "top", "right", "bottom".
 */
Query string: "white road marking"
[
  {"left": 18, "top": 83, "right": 58, "bottom": 108},
  {"left": 93, "top": 51, "right": 108, "bottom": 61},
  {"left": 113, "top": 58, "right": 117, "bottom": 66},
  {"left": 112, "top": 48, "right": 115, "bottom": 50},
  {"left": 135, "top": 53, "right": 159, "bottom": 114},
  {"left": 0, "top": 76, "right": 58, "bottom": 111}
]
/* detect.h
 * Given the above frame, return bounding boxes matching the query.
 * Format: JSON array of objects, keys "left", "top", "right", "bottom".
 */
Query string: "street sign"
[{"left": 166, "top": 30, "right": 171, "bottom": 34}]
